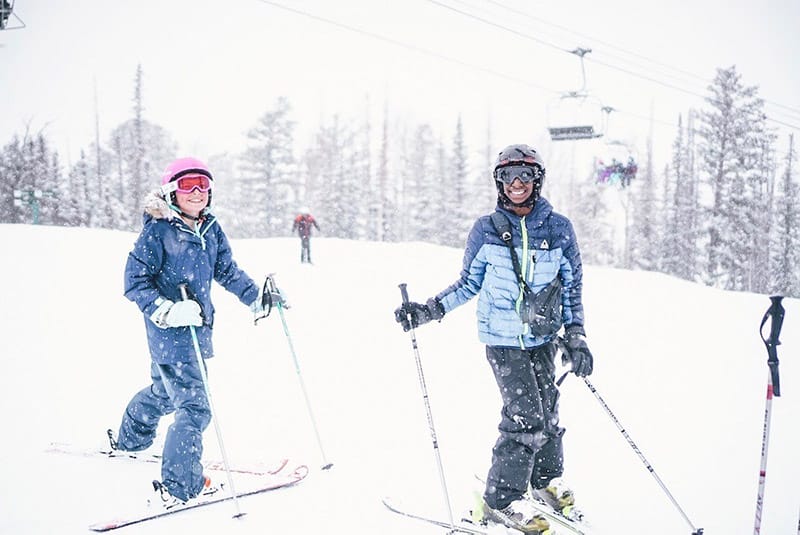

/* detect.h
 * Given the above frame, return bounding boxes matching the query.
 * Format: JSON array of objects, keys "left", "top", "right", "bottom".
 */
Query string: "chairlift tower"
[
  {"left": 547, "top": 48, "right": 605, "bottom": 141},
  {"left": 13, "top": 189, "right": 55, "bottom": 225}
]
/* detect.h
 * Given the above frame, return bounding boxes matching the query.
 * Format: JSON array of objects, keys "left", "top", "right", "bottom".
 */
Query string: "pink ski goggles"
[{"left": 163, "top": 174, "right": 212, "bottom": 194}]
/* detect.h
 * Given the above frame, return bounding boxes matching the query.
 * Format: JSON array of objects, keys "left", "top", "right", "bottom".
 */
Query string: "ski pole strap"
[
  {"left": 759, "top": 295, "right": 785, "bottom": 396},
  {"left": 254, "top": 275, "right": 275, "bottom": 325}
]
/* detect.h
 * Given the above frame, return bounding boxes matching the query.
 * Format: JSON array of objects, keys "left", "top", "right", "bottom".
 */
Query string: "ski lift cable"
[
  {"left": 431, "top": 0, "right": 800, "bottom": 127},
  {"left": 252, "top": 0, "right": 800, "bottom": 134},
  {"left": 431, "top": 1, "right": 800, "bottom": 132},
  {"left": 482, "top": 0, "right": 800, "bottom": 119},
  {"left": 251, "top": 0, "right": 561, "bottom": 96},
  {"left": 482, "top": 0, "right": 711, "bottom": 86},
  {"left": 426, "top": 0, "right": 572, "bottom": 55}
]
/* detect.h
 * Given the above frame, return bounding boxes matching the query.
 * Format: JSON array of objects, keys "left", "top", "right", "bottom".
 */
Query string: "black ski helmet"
[{"left": 493, "top": 144, "right": 546, "bottom": 209}]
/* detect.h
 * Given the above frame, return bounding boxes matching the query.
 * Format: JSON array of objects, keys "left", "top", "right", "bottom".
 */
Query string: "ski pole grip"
[
  {"left": 399, "top": 283, "right": 410, "bottom": 305},
  {"left": 178, "top": 283, "right": 189, "bottom": 301},
  {"left": 768, "top": 295, "right": 785, "bottom": 341}
]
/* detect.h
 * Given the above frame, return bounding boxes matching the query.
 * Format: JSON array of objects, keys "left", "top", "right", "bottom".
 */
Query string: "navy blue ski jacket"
[
  {"left": 124, "top": 192, "right": 260, "bottom": 364},
  {"left": 435, "top": 198, "right": 584, "bottom": 349}
]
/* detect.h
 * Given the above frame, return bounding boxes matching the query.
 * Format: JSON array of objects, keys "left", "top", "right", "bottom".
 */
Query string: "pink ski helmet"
[
  {"left": 161, "top": 157, "right": 213, "bottom": 186},
  {"left": 160, "top": 157, "right": 214, "bottom": 212}
]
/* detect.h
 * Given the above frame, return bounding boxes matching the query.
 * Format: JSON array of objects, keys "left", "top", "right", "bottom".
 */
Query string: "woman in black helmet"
[{"left": 394, "top": 144, "right": 593, "bottom": 534}]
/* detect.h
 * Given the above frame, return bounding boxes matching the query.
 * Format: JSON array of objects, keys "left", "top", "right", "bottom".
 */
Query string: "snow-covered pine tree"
[
  {"left": 402, "top": 123, "right": 438, "bottom": 243},
  {"left": 376, "top": 100, "right": 397, "bottom": 242},
  {"left": 240, "top": 96, "right": 296, "bottom": 237},
  {"left": 570, "top": 166, "right": 615, "bottom": 267},
  {"left": 446, "top": 115, "right": 472, "bottom": 247},
  {"left": 698, "top": 66, "right": 773, "bottom": 290},
  {"left": 663, "top": 113, "right": 701, "bottom": 281},
  {"left": 306, "top": 113, "right": 363, "bottom": 239},
  {"left": 61, "top": 151, "right": 93, "bottom": 227},
  {"left": 627, "top": 130, "right": 659, "bottom": 271},
  {"left": 1, "top": 134, "right": 60, "bottom": 225},
  {"left": 771, "top": 134, "right": 800, "bottom": 297}
]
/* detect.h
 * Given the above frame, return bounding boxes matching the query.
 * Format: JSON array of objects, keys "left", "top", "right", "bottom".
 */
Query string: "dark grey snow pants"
[{"left": 483, "top": 343, "right": 565, "bottom": 510}]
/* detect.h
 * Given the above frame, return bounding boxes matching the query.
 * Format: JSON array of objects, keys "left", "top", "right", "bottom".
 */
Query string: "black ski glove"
[
  {"left": 563, "top": 325, "right": 594, "bottom": 377},
  {"left": 394, "top": 298, "right": 445, "bottom": 332}
]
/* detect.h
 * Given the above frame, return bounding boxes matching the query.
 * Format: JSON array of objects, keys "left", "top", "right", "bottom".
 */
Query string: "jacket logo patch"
[{"left": 540, "top": 239, "right": 549, "bottom": 249}]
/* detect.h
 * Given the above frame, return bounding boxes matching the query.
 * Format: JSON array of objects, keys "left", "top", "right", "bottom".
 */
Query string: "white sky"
[
  {"left": 2, "top": 0, "right": 799, "bottom": 170},
  {"left": 1, "top": 223, "right": 798, "bottom": 534}
]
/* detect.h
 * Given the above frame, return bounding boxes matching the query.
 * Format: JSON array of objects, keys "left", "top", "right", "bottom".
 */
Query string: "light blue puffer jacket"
[{"left": 435, "top": 199, "right": 584, "bottom": 349}]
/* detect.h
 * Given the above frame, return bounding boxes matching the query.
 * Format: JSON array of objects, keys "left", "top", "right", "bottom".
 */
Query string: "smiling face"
[
  {"left": 175, "top": 189, "right": 209, "bottom": 218},
  {"left": 502, "top": 177, "right": 534, "bottom": 205}
]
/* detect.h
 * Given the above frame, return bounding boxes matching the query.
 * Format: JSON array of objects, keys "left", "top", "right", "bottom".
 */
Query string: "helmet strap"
[{"left": 166, "top": 192, "right": 210, "bottom": 223}]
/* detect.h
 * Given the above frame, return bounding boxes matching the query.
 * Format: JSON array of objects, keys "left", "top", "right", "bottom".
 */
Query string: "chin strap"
[{"left": 168, "top": 203, "right": 208, "bottom": 224}]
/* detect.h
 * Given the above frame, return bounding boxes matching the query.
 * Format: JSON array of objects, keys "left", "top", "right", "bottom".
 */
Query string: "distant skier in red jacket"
[{"left": 292, "top": 208, "right": 320, "bottom": 264}]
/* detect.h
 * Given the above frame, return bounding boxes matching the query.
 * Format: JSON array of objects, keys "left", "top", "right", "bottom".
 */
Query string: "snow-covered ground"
[{"left": 1, "top": 223, "right": 797, "bottom": 534}]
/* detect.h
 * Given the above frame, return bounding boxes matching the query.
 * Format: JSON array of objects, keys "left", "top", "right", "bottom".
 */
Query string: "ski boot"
[
  {"left": 530, "top": 478, "right": 584, "bottom": 522},
  {"left": 478, "top": 498, "right": 552, "bottom": 534},
  {"left": 150, "top": 475, "right": 223, "bottom": 510}
]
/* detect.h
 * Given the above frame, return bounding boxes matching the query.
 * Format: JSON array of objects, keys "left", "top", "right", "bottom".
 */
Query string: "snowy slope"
[{"left": 1, "top": 223, "right": 797, "bottom": 534}]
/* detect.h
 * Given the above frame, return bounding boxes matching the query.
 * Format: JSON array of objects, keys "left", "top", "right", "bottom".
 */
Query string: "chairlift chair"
[
  {"left": 0, "top": 0, "right": 25, "bottom": 31},
  {"left": 547, "top": 91, "right": 606, "bottom": 141},
  {"left": 546, "top": 48, "right": 605, "bottom": 141}
]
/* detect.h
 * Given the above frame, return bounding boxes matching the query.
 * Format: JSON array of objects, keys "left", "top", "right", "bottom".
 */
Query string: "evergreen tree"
[
  {"left": 132, "top": 64, "right": 146, "bottom": 217},
  {"left": 0, "top": 136, "right": 25, "bottom": 223},
  {"left": 663, "top": 114, "right": 699, "bottom": 280},
  {"left": 698, "top": 66, "right": 772, "bottom": 290},
  {"left": 240, "top": 96, "right": 296, "bottom": 237},
  {"left": 61, "top": 151, "right": 93, "bottom": 227},
  {"left": 771, "top": 134, "right": 800, "bottom": 296},
  {"left": 628, "top": 133, "right": 658, "bottom": 271},
  {"left": 205, "top": 152, "right": 245, "bottom": 237},
  {"left": 306, "top": 113, "right": 362, "bottom": 239},
  {"left": 106, "top": 119, "right": 176, "bottom": 230},
  {"left": 571, "top": 169, "right": 616, "bottom": 266},
  {"left": 376, "top": 101, "right": 397, "bottom": 242},
  {"left": 447, "top": 115, "right": 472, "bottom": 247},
  {"left": 0, "top": 134, "right": 60, "bottom": 225},
  {"left": 402, "top": 123, "right": 437, "bottom": 242}
]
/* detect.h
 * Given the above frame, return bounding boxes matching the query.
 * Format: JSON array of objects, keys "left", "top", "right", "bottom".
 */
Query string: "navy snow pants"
[
  {"left": 483, "top": 343, "right": 565, "bottom": 510},
  {"left": 116, "top": 360, "right": 212, "bottom": 501}
]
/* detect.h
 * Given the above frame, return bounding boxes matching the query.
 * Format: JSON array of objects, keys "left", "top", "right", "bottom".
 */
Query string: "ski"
[
  {"left": 45, "top": 441, "right": 286, "bottom": 477},
  {"left": 382, "top": 497, "right": 490, "bottom": 535},
  {"left": 474, "top": 475, "right": 590, "bottom": 534},
  {"left": 89, "top": 462, "right": 308, "bottom": 532}
]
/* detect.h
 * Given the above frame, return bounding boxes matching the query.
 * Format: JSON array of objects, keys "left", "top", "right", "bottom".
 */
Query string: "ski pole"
[
  {"left": 261, "top": 275, "right": 333, "bottom": 470},
  {"left": 554, "top": 338, "right": 703, "bottom": 535},
  {"left": 753, "top": 295, "right": 785, "bottom": 535},
  {"left": 398, "top": 283, "right": 455, "bottom": 532},
  {"left": 179, "top": 284, "right": 245, "bottom": 519}
]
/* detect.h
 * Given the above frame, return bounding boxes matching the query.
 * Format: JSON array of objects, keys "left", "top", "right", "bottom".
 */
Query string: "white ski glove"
[{"left": 150, "top": 298, "right": 203, "bottom": 329}]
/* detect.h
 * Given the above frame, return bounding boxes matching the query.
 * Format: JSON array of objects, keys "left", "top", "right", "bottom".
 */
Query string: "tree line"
[{"left": 1, "top": 65, "right": 798, "bottom": 297}]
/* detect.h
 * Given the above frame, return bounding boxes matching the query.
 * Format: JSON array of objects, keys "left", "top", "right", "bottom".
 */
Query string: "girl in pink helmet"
[{"left": 110, "top": 157, "right": 282, "bottom": 508}]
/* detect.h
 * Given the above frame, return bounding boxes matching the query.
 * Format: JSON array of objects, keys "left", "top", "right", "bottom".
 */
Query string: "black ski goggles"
[{"left": 495, "top": 164, "right": 543, "bottom": 184}]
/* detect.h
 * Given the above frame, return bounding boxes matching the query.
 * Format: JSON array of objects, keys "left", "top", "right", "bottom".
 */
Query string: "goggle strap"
[{"left": 170, "top": 168, "right": 213, "bottom": 182}]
